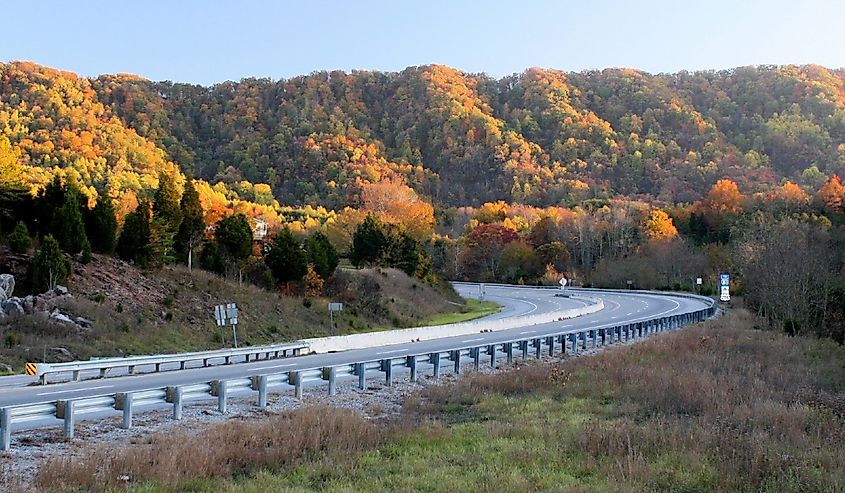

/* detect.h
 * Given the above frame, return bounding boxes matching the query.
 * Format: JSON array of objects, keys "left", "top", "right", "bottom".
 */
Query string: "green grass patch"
[{"left": 420, "top": 299, "right": 501, "bottom": 326}]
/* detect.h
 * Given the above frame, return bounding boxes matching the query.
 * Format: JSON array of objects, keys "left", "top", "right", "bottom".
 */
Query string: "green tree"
[
  {"left": 7, "top": 221, "right": 31, "bottom": 253},
  {"left": 305, "top": 231, "right": 339, "bottom": 280},
  {"left": 174, "top": 179, "right": 205, "bottom": 271},
  {"left": 116, "top": 199, "right": 152, "bottom": 267},
  {"left": 84, "top": 194, "right": 117, "bottom": 254},
  {"left": 265, "top": 227, "right": 308, "bottom": 285},
  {"left": 153, "top": 172, "right": 183, "bottom": 231},
  {"left": 51, "top": 188, "right": 89, "bottom": 254},
  {"left": 214, "top": 213, "right": 253, "bottom": 283},
  {"left": 349, "top": 214, "right": 388, "bottom": 267},
  {"left": 28, "top": 234, "right": 71, "bottom": 291}
]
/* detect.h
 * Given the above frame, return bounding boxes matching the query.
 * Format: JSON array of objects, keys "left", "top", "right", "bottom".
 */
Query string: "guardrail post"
[
  {"left": 99, "top": 368, "right": 107, "bottom": 379},
  {"left": 521, "top": 340, "right": 529, "bottom": 359},
  {"left": 115, "top": 392, "right": 133, "bottom": 429},
  {"left": 72, "top": 370, "right": 81, "bottom": 382},
  {"left": 569, "top": 334, "right": 576, "bottom": 353},
  {"left": 591, "top": 329, "right": 597, "bottom": 348},
  {"left": 431, "top": 352, "right": 441, "bottom": 379},
  {"left": 180, "top": 361, "right": 186, "bottom": 370},
  {"left": 356, "top": 363, "right": 366, "bottom": 390},
  {"left": 166, "top": 386, "right": 183, "bottom": 420},
  {"left": 382, "top": 359, "right": 393, "bottom": 386},
  {"left": 1, "top": 408, "right": 11, "bottom": 451},
  {"left": 59, "top": 400, "right": 75, "bottom": 439},
  {"left": 547, "top": 337, "right": 555, "bottom": 357},
  {"left": 505, "top": 342, "right": 513, "bottom": 363},
  {"left": 472, "top": 347, "right": 480, "bottom": 370},
  {"left": 257, "top": 375, "right": 268, "bottom": 407},
  {"left": 408, "top": 355, "right": 418, "bottom": 382},
  {"left": 534, "top": 339, "right": 541, "bottom": 358},
  {"left": 214, "top": 380, "right": 228, "bottom": 413},
  {"left": 326, "top": 367, "right": 337, "bottom": 396},
  {"left": 293, "top": 371, "right": 303, "bottom": 399},
  {"left": 128, "top": 365, "right": 135, "bottom": 375},
  {"left": 489, "top": 344, "right": 497, "bottom": 367},
  {"left": 452, "top": 350, "right": 461, "bottom": 374}
]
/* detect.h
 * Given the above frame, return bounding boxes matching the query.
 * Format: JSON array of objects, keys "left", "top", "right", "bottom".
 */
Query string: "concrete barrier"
[{"left": 303, "top": 295, "right": 603, "bottom": 354}]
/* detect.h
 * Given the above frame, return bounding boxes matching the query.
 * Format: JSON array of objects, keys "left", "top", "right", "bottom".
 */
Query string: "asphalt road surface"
[{"left": 0, "top": 284, "right": 710, "bottom": 410}]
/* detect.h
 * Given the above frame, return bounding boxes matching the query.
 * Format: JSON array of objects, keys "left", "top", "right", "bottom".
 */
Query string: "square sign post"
[
  {"left": 214, "top": 303, "right": 239, "bottom": 348},
  {"left": 328, "top": 302, "right": 343, "bottom": 334},
  {"left": 719, "top": 274, "right": 730, "bottom": 302}
]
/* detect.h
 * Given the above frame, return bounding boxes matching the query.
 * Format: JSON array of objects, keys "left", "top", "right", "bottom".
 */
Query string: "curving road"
[{"left": 0, "top": 285, "right": 711, "bottom": 410}]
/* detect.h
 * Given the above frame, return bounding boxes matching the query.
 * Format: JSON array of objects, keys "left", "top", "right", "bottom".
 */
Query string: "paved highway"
[{"left": 0, "top": 285, "right": 710, "bottom": 410}]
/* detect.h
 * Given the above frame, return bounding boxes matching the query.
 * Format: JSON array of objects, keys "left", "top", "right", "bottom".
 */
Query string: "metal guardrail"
[
  {"left": 26, "top": 341, "right": 310, "bottom": 384},
  {"left": 0, "top": 300, "right": 716, "bottom": 450}
]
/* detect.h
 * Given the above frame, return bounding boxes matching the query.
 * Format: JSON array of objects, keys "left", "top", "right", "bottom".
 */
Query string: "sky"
[{"left": 2, "top": 0, "right": 843, "bottom": 85}]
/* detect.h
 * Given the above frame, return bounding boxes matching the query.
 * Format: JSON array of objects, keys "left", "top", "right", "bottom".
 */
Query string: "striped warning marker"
[{"left": 25, "top": 362, "right": 37, "bottom": 376}]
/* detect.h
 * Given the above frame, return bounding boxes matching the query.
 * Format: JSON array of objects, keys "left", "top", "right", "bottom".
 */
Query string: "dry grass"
[
  {"left": 411, "top": 309, "right": 845, "bottom": 491},
  {"left": 32, "top": 406, "right": 381, "bottom": 492}
]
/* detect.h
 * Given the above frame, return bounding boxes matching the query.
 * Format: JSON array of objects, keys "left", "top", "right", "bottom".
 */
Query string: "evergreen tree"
[
  {"left": 305, "top": 231, "right": 339, "bottom": 280},
  {"left": 51, "top": 188, "right": 89, "bottom": 254},
  {"left": 265, "top": 227, "right": 308, "bottom": 285},
  {"left": 174, "top": 179, "right": 205, "bottom": 271},
  {"left": 37, "top": 176, "right": 66, "bottom": 235},
  {"left": 116, "top": 199, "right": 152, "bottom": 267},
  {"left": 84, "top": 194, "right": 117, "bottom": 254},
  {"left": 213, "top": 213, "right": 253, "bottom": 282},
  {"left": 153, "top": 172, "right": 183, "bottom": 231},
  {"left": 349, "top": 214, "right": 388, "bottom": 267},
  {"left": 8, "top": 220, "right": 31, "bottom": 253},
  {"left": 28, "top": 234, "right": 71, "bottom": 291}
]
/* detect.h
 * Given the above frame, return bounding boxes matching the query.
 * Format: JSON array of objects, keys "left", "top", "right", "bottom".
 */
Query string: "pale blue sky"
[{"left": 2, "top": 0, "right": 842, "bottom": 84}]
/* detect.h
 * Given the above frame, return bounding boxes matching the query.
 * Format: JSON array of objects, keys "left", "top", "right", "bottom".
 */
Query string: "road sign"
[
  {"left": 696, "top": 278, "right": 702, "bottom": 285},
  {"left": 559, "top": 278, "right": 567, "bottom": 287},
  {"left": 214, "top": 303, "right": 240, "bottom": 348},
  {"left": 719, "top": 274, "right": 730, "bottom": 302},
  {"left": 328, "top": 303, "right": 343, "bottom": 312}
]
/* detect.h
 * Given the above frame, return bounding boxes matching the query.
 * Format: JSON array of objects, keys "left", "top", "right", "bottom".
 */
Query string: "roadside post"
[
  {"left": 696, "top": 277, "right": 703, "bottom": 295},
  {"left": 328, "top": 302, "right": 343, "bottom": 334}
]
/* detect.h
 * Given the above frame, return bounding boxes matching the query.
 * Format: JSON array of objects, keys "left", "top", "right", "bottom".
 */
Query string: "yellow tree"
[
  {"left": 698, "top": 179, "right": 743, "bottom": 228},
  {"left": 643, "top": 209, "right": 678, "bottom": 242},
  {"left": 814, "top": 176, "right": 845, "bottom": 215},
  {"left": 360, "top": 178, "right": 435, "bottom": 239}
]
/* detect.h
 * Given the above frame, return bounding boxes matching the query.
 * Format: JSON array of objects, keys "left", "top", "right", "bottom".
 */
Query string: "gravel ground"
[{"left": 0, "top": 336, "right": 639, "bottom": 486}]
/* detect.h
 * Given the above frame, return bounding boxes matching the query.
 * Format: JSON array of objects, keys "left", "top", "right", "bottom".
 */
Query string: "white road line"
[
  {"left": 252, "top": 363, "right": 296, "bottom": 371},
  {"left": 376, "top": 349, "right": 407, "bottom": 355},
  {"left": 461, "top": 338, "right": 485, "bottom": 343},
  {"left": 37, "top": 385, "right": 113, "bottom": 396},
  {"left": 519, "top": 330, "right": 537, "bottom": 335}
]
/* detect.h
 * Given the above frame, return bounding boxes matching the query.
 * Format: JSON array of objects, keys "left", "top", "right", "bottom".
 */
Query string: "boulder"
[
  {"left": 0, "top": 363, "right": 12, "bottom": 374},
  {"left": 50, "top": 309, "right": 74, "bottom": 324},
  {"left": 1, "top": 298, "right": 24, "bottom": 317},
  {"left": 74, "top": 316, "right": 93, "bottom": 329},
  {"left": 50, "top": 347, "right": 75, "bottom": 361},
  {"left": 22, "top": 295, "right": 35, "bottom": 314},
  {"left": 0, "top": 274, "right": 14, "bottom": 302},
  {"left": 53, "top": 285, "right": 69, "bottom": 296}
]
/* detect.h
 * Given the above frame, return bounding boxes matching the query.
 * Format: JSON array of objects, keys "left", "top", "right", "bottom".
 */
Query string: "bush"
[{"left": 7, "top": 221, "right": 31, "bottom": 253}]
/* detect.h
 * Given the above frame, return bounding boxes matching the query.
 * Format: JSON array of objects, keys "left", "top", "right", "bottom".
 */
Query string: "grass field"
[
  {"left": 420, "top": 299, "right": 501, "bottom": 326},
  {"left": 25, "top": 309, "right": 845, "bottom": 492}
]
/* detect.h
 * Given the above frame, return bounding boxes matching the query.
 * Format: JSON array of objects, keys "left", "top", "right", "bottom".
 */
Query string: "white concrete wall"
[{"left": 304, "top": 295, "right": 603, "bottom": 354}]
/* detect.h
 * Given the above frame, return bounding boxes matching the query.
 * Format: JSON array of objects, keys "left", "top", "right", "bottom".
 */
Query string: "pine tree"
[
  {"left": 51, "top": 188, "right": 89, "bottom": 254},
  {"left": 174, "top": 179, "right": 205, "bottom": 271},
  {"left": 349, "top": 214, "right": 387, "bottom": 267},
  {"left": 85, "top": 194, "right": 117, "bottom": 254},
  {"left": 116, "top": 199, "right": 152, "bottom": 267},
  {"left": 28, "top": 234, "right": 71, "bottom": 291},
  {"left": 8, "top": 220, "right": 31, "bottom": 253},
  {"left": 214, "top": 213, "right": 253, "bottom": 283},
  {"left": 305, "top": 231, "right": 339, "bottom": 279},
  {"left": 153, "top": 172, "right": 183, "bottom": 231},
  {"left": 265, "top": 227, "right": 308, "bottom": 285}
]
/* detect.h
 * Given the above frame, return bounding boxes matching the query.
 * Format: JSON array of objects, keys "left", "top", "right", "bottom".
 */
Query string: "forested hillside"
[
  {"left": 89, "top": 63, "right": 845, "bottom": 206},
  {"left": 3, "top": 61, "right": 845, "bottom": 344}
]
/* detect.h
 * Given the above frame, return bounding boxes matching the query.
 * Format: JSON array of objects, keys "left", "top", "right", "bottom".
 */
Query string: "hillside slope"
[
  {"left": 2, "top": 61, "right": 844, "bottom": 209},
  {"left": 0, "top": 250, "right": 464, "bottom": 370}
]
